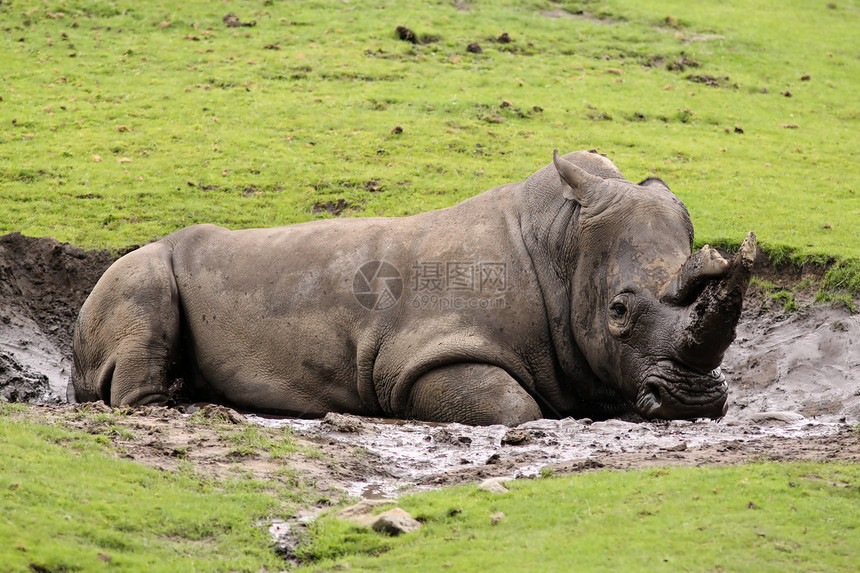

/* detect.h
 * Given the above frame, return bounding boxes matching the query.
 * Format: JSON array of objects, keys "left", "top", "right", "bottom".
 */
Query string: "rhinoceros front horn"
[
  {"left": 659, "top": 245, "right": 730, "bottom": 306},
  {"left": 552, "top": 150, "right": 603, "bottom": 205},
  {"left": 675, "top": 232, "right": 757, "bottom": 372}
]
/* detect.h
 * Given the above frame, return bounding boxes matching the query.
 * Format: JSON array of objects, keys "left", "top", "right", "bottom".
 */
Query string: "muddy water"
[{"left": 252, "top": 414, "right": 845, "bottom": 499}]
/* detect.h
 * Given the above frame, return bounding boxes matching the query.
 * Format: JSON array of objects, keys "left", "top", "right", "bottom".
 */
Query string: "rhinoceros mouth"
[{"left": 636, "top": 362, "right": 728, "bottom": 420}]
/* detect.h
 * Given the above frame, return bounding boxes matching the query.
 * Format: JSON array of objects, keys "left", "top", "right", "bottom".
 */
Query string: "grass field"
[
  {"left": 0, "top": 405, "right": 291, "bottom": 572},
  {"left": 1, "top": 0, "right": 857, "bottom": 270},
  {"left": 298, "top": 462, "right": 860, "bottom": 572}
]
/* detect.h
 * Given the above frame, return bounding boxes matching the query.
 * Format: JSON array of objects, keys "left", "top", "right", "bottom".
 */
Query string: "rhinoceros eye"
[
  {"left": 609, "top": 301, "right": 628, "bottom": 318},
  {"left": 608, "top": 293, "right": 635, "bottom": 338}
]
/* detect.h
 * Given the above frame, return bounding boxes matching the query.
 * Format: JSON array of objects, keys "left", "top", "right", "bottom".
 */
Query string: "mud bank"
[
  {"left": 0, "top": 233, "right": 116, "bottom": 402},
  {"left": 1, "top": 233, "right": 858, "bottom": 496}
]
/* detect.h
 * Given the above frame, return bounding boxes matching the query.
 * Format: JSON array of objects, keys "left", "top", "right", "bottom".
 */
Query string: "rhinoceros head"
[{"left": 551, "top": 150, "right": 756, "bottom": 420}]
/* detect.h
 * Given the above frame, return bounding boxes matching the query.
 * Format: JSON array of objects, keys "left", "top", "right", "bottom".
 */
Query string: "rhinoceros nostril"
[{"left": 646, "top": 382, "right": 663, "bottom": 408}]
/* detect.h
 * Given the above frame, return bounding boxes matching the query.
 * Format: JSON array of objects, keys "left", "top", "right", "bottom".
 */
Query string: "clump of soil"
[
  {"left": 395, "top": 26, "right": 440, "bottom": 45},
  {"left": 223, "top": 13, "right": 256, "bottom": 28},
  {"left": 688, "top": 73, "right": 738, "bottom": 88},
  {"left": 395, "top": 25, "right": 418, "bottom": 44},
  {"left": 312, "top": 198, "right": 353, "bottom": 216},
  {"left": 0, "top": 352, "right": 50, "bottom": 403}
]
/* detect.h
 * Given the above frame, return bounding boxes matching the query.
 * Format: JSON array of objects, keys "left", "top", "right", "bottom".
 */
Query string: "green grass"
[
  {"left": 1, "top": 0, "right": 857, "bottom": 275},
  {"left": 749, "top": 277, "right": 800, "bottom": 312},
  {"left": 0, "top": 414, "right": 289, "bottom": 572},
  {"left": 220, "top": 424, "right": 302, "bottom": 459},
  {"left": 298, "top": 463, "right": 860, "bottom": 572}
]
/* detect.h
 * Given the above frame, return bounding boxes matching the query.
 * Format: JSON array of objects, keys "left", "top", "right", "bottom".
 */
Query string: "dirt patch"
[
  {"left": 394, "top": 26, "right": 439, "bottom": 45},
  {"left": 0, "top": 233, "right": 858, "bottom": 499},
  {"left": 688, "top": 73, "right": 738, "bottom": 89},
  {"left": 312, "top": 198, "right": 353, "bottom": 216},
  {"left": 541, "top": 10, "right": 617, "bottom": 24},
  {"left": 223, "top": 13, "right": 256, "bottom": 28}
]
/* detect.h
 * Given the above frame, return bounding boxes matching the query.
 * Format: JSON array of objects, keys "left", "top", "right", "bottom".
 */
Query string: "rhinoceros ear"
[
  {"left": 638, "top": 176, "right": 670, "bottom": 190},
  {"left": 553, "top": 150, "right": 604, "bottom": 205}
]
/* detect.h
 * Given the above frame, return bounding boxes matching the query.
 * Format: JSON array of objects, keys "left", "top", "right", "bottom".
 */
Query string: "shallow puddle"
[{"left": 251, "top": 413, "right": 843, "bottom": 499}]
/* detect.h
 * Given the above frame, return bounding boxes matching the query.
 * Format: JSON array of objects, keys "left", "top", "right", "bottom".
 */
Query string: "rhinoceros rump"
[{"left": 71, "top": 150, "right": 756, "bottom": 426}]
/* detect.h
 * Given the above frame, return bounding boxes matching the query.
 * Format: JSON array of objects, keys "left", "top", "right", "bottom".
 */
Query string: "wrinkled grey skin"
[{"left": 72, "top": 150, "right": 756, "bottom": 426}]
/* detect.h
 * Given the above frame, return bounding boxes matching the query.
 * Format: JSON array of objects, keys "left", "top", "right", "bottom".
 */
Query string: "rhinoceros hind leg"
[
  {"left": 72, "top": 242, "right": 180, "bottom": 408},
  {"left": 406, "top": 363, "right": 541, "bottom": 426}
]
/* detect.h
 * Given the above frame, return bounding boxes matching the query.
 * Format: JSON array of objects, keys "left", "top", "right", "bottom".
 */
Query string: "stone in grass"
[
  {"left": 477, "top": 477, "right": 511, "bottom": 494},
  {"left": 371, "top": 508, "right": 422, "bottom": 536},
  {"left": 335, "top": 499, "right": 393, "bottom": 525},
  {"left": 335, "top": 500, "right": 421, "bottom": 535}
]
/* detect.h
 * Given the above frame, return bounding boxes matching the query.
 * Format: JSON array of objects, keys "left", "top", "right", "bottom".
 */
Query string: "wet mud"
[{"left": 1, "top": 232, "right": 858, "bottom": 498}]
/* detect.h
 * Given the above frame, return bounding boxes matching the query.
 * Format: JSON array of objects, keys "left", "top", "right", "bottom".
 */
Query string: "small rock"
[
  {"left": 750, "top": 411, "right": 805, "bottom": 425},
  {"left": 477, "top": 477, "right": 510, "bottom": 494},
  {"left": 73, "top": 401, "right": 112, "bottom": 414},
  {"left": 497, "top": 32, "right": 512, "bottom": 43},
  {"left": 466, "top": 42, "right": 483, "bottom": 54},
  {"left": 371, "top": 508, "right": 422, "bottom": 535},
  {"left": 432, "top": 428, "right": 473, "bottom": 447},
  {"left": 335, "top": 499, "right": 394, "bottom": 525},
  {"left": 199, "top": 403, "right": 246, "bottom": 424},
  {"left": 490, "top": 512, "right": 505, "bottom": 525},
  {"left": 501, "top": 429, "right": 530, "bottom": 446},
  {"left": 485, "top": 453, "right": 501, "bottom": 465},
  {"left": 321, "top": 411, "right": 364, "bottom": 433},
  {"left": 662, "top": 441, "right": 688, "bottom": 452}
]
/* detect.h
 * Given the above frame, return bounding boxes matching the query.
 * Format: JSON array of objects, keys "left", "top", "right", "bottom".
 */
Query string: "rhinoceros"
[{"left": 72, "top": 150, "right": 756, "bottom": 426}]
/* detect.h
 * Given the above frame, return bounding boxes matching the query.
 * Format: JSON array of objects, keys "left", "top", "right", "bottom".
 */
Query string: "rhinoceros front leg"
[{"left": 404, "top": 363, "right": 541, "bottom": 426}]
